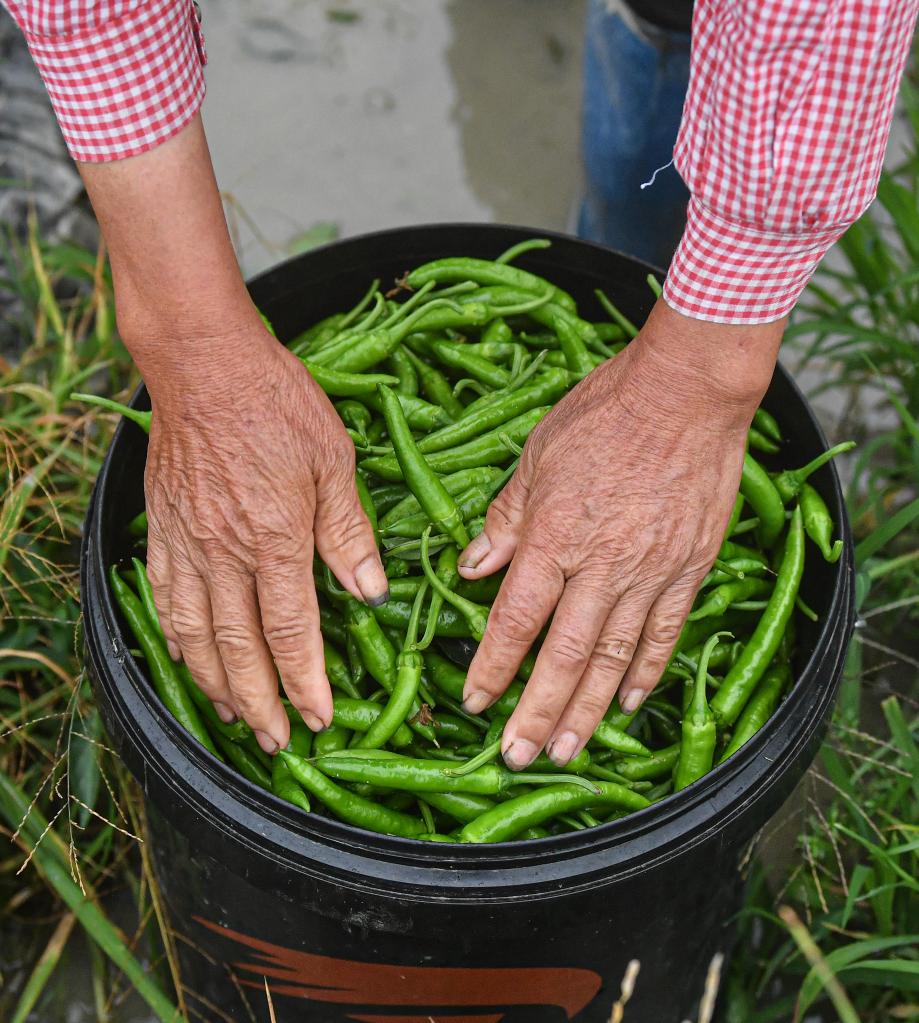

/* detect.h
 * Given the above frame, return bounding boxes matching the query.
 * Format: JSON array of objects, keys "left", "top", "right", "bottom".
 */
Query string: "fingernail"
[
  {"left": 459, "top": 532, "right": 492, "bottom": 570},
  {"left": 547, "top": 731, "right": 580, "bottom": 767},
  {"left": 254, "top": 730, "right": 280, "bottom": 755},
  {"left": 214, "top": 702, "right": 237, "bottom": 724},
  {"left": 503, "top": 738, "right": 537, "bottom": 771},
  {"left": 354, "top": 557, "right": 389, "bottom": 607},
  {"left": 166, "top": 640, "right": 181, "bottom": 661},
  {"left": 620, "top": 688, "right": 646, "bottom": 715},
  {"left": 302, "top": 712, "right": 326, "bottom": 732},
  {"left": 462, "top": 690, "right": 492, "bottom": 715}
]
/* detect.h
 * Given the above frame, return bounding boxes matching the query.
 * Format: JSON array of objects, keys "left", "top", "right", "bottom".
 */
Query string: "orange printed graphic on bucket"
[{"left": 195, "top": 916, "right": 602, "bottom": 1022}]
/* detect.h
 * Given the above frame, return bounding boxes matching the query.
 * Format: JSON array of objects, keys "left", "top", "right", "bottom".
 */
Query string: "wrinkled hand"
[
  {"left": 458, "top": 299, "right": 783, "bottom": 770},
  {"left": 141, "top": 324, "right": 388, "bottom": 753}
]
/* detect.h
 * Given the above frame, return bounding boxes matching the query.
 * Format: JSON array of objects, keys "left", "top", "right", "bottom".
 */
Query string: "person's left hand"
[{"left": 457, "top": 299, "right": 783, "bottom": 770}]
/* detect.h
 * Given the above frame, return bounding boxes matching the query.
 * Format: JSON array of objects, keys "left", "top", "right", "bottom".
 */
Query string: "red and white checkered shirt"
[
  {"left": 3, "top": 0, "right": 918, "bottom": 323},
  {"left": 666, "top": 0, "right": 919, "bottom": 323}
]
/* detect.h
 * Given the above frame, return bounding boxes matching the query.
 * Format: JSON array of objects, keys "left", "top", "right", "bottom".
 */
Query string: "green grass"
[{"left": 1, "top": 137, "right": 918, "bottom": 1019}]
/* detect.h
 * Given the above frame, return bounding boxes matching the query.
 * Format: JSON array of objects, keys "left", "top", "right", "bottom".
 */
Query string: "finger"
[
  {"left": 457, "top": 464, "right": 530, "bottom": 579},
  {"left": 617, "top": 575, "right": 701, "bottom": 715},
  {"left": 502, "top": 575, "right": 616, "bottom": 770},
  {"left": 256, "top": 545, "right": 332, "bottom": 733},
  {"left": 168, "top": 564, "right": 237, "bottom": 723},
  {"left": 546, "top": 590, "right": 657, "bottom": 766},
  {"left": 314, "top": 462, "right": 388, "bottom": 606},
  {"left": 209, "top": 567, "right": 290, "bottom": 754},
  {"left": 461, "top": 543, "right": 563, "bottom": 717},
  {"left": 145, "top": 524, "right": 180, "bottom": 661}
]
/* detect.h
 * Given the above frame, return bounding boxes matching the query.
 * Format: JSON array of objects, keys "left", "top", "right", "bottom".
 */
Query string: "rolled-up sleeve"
[
  {"left": 664, "top": 0, "right": 919, "bottom": 324},
  {"left": 2, "top": 0, "right": 206, "bottom": 163}
]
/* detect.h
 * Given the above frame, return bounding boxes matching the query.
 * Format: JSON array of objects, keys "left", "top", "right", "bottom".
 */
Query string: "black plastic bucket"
[{"left": 82, "top": 224, "right": 855, "bottom": 1023}]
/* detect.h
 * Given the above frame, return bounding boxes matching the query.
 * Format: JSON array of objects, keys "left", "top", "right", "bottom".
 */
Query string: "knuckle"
[
  {"left": 213, "top": 623, "right": 260, "bottom": 666},
  {"left": 263, "top": 620, "right": 310, "bottom": 657},
  {"left": 590, "top": 636, "right": 637, "bottom": 675},
  {"left": 644, "top": 616, "right": 684, "bottom": 652},
  {"left": 169, "top": 609, "right": 211, "bottom": 648},
  {"left": 546, "top": 633, "right": 590, "bottom": 673},
  {"left": 488, "top": 601, "right": 538, "bottom": 645}
]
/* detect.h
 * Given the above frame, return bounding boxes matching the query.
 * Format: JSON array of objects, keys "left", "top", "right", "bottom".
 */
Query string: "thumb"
[
  {"left": 458, "top": 464, "right": 530, "bottom": 579},
  {"left": 314, "top": 468, "right": 389, "bottom": 606}
]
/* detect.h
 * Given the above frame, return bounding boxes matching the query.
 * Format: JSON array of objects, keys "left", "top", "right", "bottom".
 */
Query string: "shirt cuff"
[
  {"left": 22, "top": 0, "right": 206, "bottom": 163},
  {"left": 663, "top": 198, "right": 846, "bottom": 325}
]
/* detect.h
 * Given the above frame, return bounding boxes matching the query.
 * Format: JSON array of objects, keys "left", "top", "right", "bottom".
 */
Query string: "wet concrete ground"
[{"left": 201, "top": 0, "right": 587, "bottom": 275}]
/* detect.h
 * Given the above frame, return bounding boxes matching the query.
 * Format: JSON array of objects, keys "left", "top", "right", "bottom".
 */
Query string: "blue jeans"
[{"left": 578, "top": 0, "right": 691, "bottom": 270}]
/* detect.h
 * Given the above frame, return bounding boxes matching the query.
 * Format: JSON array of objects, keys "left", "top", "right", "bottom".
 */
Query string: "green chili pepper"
[
  {"left": 428, "top": 339, "right": 512, "bottom": 389},
  {"left": 363, "top": 389, "right": 452, "bottom": 431},
  {"left": 312, "top": 751, "right": 600, "bottom": 795},
  {"left": 378, "top": 385, "right": 470, "bottom": 548},
  {"left": 324, "top": 697, "right": 414, "bottom": 747},
  {"left": 302, "top": 362, "right": 401, "bottom": 397},
  {"left": 358, "top": 582, "right": 428, "bottom": 749},
  {"left": 420, "top": 528, "right": 489, "bottom": 640},
  {"left": 354, "top": 472, "right": 379, "bottom": 539},
  {"left": 318, "top": 604, "right": 350, "bottom": 649},
  {"left": 372, "top": 598, "right": 471, "bottom": 638},
  {"left": 281, "top": 754, "right": 425, "bottom": 838},
  {"left": 379, "top": 467, "right": 502, "bottom": 529},
  {"left": 422, "top": 791, "right": 496, "bottom": 824},
  {"left": 110, "top": 567, "right": 219, "bottom": 757},
  {"left": 711, "top": 505, "right": 805, "bottom": 726},
  {"left": 589, "top": 720, "right": 653, "bottom": 757},
  {"left": 403, "top": 348, "right": 465, "bottom": 421},
  {"left": 127, "top": 510, "right": 148, "bottom": 537},
  {"left": 406, "top": 255, "right": 577, "bottom": 313},
  {"left": 614, "top": 742, "right": 681, "bottom": 781},
  {"left": 417, "top": 370, "right": 568, "bottom": 454},
  {"left": 214, "top": 732, "right": 272, "bottom": 789},
  {"left": 800, "top": 482, "right": 844, "bottom": 563},
  {"left": 594, "top": 289, "right": 638, "bottom": 339},
  {"left": 740, "top": 453, "right": 786, "bottom": 548},
  {"left": 386, "top": 347, "right": 419, "bottom": 395},
  {"left": 459, "top": 781, "right": 650, "bottom": 843},
  {"left": 289, "top": 313, "right": 347, "bottom": 356},
  {"left": 688, "top": 577, "right": 773, "bottom": 621},
  {"left": 310, "top": 296, "right": 468, "bottom": 372},
  {"left": 753, "top": 408, "right": 782, "bottom": 444},
  {"left": 431, "top": 713, "right": 482, "bottom": 746},
  {"left": 175, "top": 663, "right": 248, "bottom": 741},
  {"left": 336, "top": 400, "right": 373, "bottom": 440},
  {"left": 323, "top": 639, "right": 362, "bottom": 699},
  {"left": 719, "top": 663, "right": 790, "bottom": 762},
  {"left": 371, "top": 484, "right": 412, "bottom": 518},
  {"left": 416, "top": 545, "right": 459, "bottom": 650},
  {"left": 271, "top": 756, "right": 312, "bottom": 811},
  {"left": 673, "top": 632, "right": 728, "bottom": 791},
  {"left": 360, "top": 406, "right": 549, "bottom": 482},
  {"left": 313, "top": 725, "right": 352, "bottom": 756},
  {"left": 748, "top": 426, "right": 780, "bottom": 455},
  {"left": 772, "top": 442, "right": 855, "bottom": 504}
]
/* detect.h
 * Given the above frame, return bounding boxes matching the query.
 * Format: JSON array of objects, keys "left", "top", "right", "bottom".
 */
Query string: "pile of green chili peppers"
[{"left": 87, "top": 238, "right": 853, "bottom": 844}]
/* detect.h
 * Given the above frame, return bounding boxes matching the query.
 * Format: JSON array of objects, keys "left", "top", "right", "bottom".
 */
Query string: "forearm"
[{"left": 78, "top": 116, "right": 262, "bottom": 394}]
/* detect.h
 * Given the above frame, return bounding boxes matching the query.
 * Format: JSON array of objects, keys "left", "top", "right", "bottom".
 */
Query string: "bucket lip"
[{"left": 81, "top": 221, "right": 855, "bottom": 893}]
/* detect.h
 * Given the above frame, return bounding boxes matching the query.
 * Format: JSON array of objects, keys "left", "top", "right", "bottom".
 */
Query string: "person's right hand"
[{"left": 141, "top": 321, "right": 388, "bottom": 754}]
